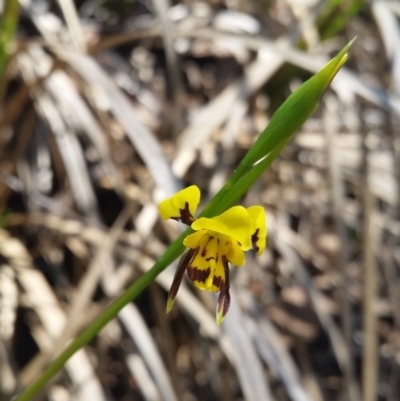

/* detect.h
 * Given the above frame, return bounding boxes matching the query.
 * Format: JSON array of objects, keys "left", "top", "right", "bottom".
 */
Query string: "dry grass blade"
[
  {"left": 36, "top": 92, "right": 100, "bottom": 217},
  {"left": 387, "top": 0, "right": 400, "bottom": 16},
  {"left": 89, "top": 26, "right": 163, "bottom": 54},
  {"left": 324, "top": 95, "right": 355, "bottom": 396},
  {"left": 0, "top": 338, "right": 17, "bottom": 395},
  {"left": 295, "top": 131, "right": 398, "bottom": 205},
  {"left": 177, "top": 28, "right": 400, "bottom": 115},
  {"left": 19, "top": 204, "right": 133, "bottom": 387},
  {"left": 22, "top": 43, "right": 124, "bottom": 196},
  {"left": 152, "top": 0, "right": 183, "bottom": 135},
  {"left": 173, "top": 46, "right": 285, "bottom": 177},
  {"left": 119, "top": 304, "right": 178, "bottom": 401},
  {"left": 246, "top": 316, "right": 313, "bottom": 401},
  {"left": 382, "top": 245, "right": 400, "bottom": 329},
  {"left": 361, "top": 159, "right": 378, "bottom": 401},
  {"left": 126, "top": 354, "right": 162, "bottom": 401},
  {"left": 58, "top": 49, "right": 181, "bottom": 196},
  {"left": 276, "top": 231, "right": 362, "bottom": 401},
  {"left": 16, "top": 47, "right": 100, "bottom": 218},
  {"left": 0, "top": 231, "right": 106, "bottom": 401},
  {"left": 371, "top": 1, "right": 400, "bottom": 93},
  {"left": 56, "top": 0, "right": 86, "bottom": 52},
  {"left": 0, "top": 265, "right": 18, "bottom": 396},
  {"left": 223, "top": 290, "right": 272, "bottom": 401}
]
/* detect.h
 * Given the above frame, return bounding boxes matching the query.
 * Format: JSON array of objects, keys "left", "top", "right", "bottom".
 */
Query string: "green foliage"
[
  {"left": 0, "top": 0, "right": 19, "bottom": 83},
  {"left": 0, "top": 209, "right": 10, "bottom": 228},
  {"left": 15, "top": 39, "right": 355, "bottom": 401},
  {"left": 318, "top": 0, "right": 365, "bottom": 39}
]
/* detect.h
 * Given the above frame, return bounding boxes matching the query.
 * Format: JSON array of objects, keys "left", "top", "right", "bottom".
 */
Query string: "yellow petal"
[
  {"left": 187, "top": 233, "right": 226, "bottom": 292},
  {"left": 158, "top": 185, "right": 201, "bottom": 223},
  {"left": 191, "top": 206, "right": 253, "bottom": 250},
  {"left": 247, "top": 206, "right": 267, "bottom": 255},
  {"left": 219, "top": 233, "right": 245, "bottom": 266},
  {"left": 183, "top": 230, "right": 208, "bottom": 249}
]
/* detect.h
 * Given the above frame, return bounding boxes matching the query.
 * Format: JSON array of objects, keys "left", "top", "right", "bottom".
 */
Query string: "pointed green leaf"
[
  {"left": 199, "top": 38, "right": 355, "bottom": 219},
  {"left": 238, "top": 37, "right": 355, "bottom": 171}
]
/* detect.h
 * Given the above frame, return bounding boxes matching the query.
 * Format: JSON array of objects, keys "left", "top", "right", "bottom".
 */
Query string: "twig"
[
  {"left": 152, "top": 0, "right": 184, "bottom": 135},
  {"left": 56, "top": 0, "right": 86, "bottom": 52},
  {"left": 361, "top": 163, "right": 378, "bottom": 401},
  {"left": 324, "top": 95, "right": 357, "bottom": 401}
]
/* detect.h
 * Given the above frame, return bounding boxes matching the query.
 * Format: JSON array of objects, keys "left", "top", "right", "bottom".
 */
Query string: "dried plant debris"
[{"left": 1, "top": 1, "right": 400, "bottom": 401}]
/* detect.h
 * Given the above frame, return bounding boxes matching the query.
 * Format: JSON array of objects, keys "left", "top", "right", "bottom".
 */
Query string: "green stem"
[
  {"left": 216, "top": 140, "right": 288, "bottom": 214},
  {"left": 15, "top": 231, "right": 188, "bottom": 401},
  {"left": 200, "top": 169, "right": 242, "bottom": 216}
]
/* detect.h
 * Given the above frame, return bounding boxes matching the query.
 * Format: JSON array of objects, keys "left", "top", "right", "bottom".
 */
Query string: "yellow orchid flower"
[{"left": 158, "top": 185, "right": 266, "bottom": 324}]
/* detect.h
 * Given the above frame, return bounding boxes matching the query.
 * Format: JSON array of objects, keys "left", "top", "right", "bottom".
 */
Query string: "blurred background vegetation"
[{"left": 1, "top": 1, "right": 400, "bottom": 401}]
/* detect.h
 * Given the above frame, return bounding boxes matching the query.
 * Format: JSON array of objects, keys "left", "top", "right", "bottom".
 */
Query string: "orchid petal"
[
  {"left": 166, "top": 249, "right": 195, "bottom": 313},
  {"left": 191, "top": 206, "right": 253, "bottom": 250},
  {"left": 183, "top": 230, "right": 208, "bottom": 249},
  {"left": 247, "top": 206, "right": 267, "bottom": 255},
  {"left": 186, "top": 232, "right": 226, "bottom": 292},
  {"left": 158, "top": 185, "right": 200, "bottom": 224},
  {"left": 219, "top": 233, "right": 245, "bottom": 266},
  {"left": 216, "top": 256, "right": 231, "bottom": 325}
]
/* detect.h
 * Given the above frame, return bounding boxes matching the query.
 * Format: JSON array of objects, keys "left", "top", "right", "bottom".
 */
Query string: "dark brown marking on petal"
[
  {"left": 216, "top": 255, "right": 231, "bottom": 319},
  {"left": 222, "top": 255, "right": 230, "bottom": 290},
  {"left": 187, "top": 266, "right": 210, "bottom": 284},
  {"left": 179, "top": 202, "right": 196, "bottom": 225},
  {"left": 212, "top": 275, "right": 224, "bottom": 290},
  {"left": 168, "top": 248, "right": 196, "bottom": 301},
  {"left": 201, "top": 235, "right": 214, "bottom": 257},
  {"left": 217, "top": 289, "right": 231, "bottom": 320},
  {"left": 171, "top": 202, "right": 196, "bottom": 225},
  {"left": 251, "top": 228, "right": 260, "bottom": 253},
  {"left": 205, "top": 256, "right": 215, "bottom": 262}
]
